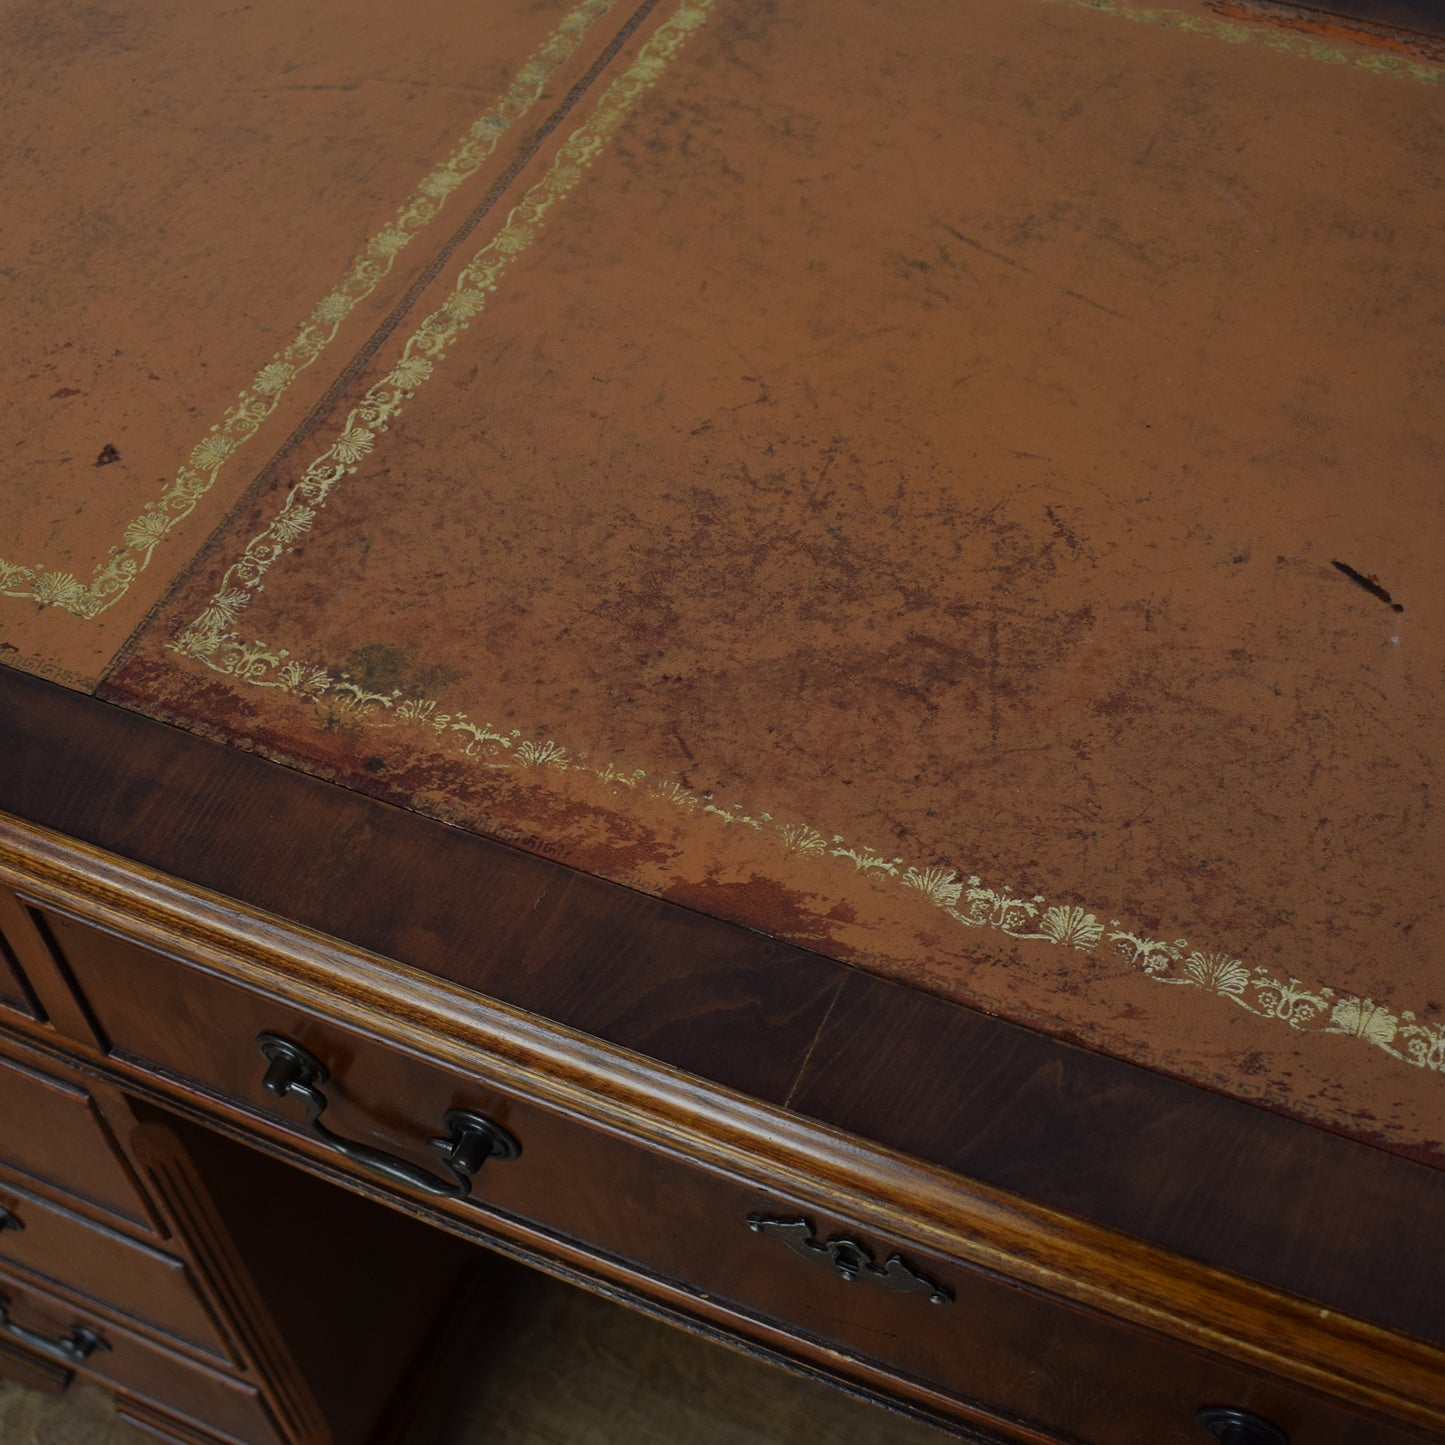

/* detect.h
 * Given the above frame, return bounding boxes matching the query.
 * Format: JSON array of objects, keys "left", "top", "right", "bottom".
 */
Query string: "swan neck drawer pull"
[
  {"left": 0, "top": 1295, "right": 109, "bottom": 1364},
  {"left": 746, "top": 1216, "right": 953, "bottom": 1305},
  {"left": 1197, "top": 1408, "right": 1289, "bottom": 1445},
  {"left": 256, "top": 1033, "right": 519, "bottom": 1201}
]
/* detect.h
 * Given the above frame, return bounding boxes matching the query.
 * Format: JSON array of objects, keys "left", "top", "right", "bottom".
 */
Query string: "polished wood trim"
[
  {"left": 0, "top": 1333, "right": 72, "bottom": 1397},
  {"left": 0, "top": 1028, "right": 165, "bottom": 1240},
  {"left": 790, "top": 972, "right": 1445, "bottom": 1350},
  {"left": 1, "top": 816, "right": 1442, "bottom": 1435},
  {"left": 116, "top": 1393, "right": 264, "bottom": 1445},
  {"left": 0, "top": 889, "right": 102, "bottom": 1046},
  {"left": 0, "top": 664, "right": 840, "bottom": 1105},
  {"left": 0, "top": 1172, "right": 233, "bottom": 1369},
  {"left": 130, "top": 1124, "right": 327, "bottom": 1445},
  {"left": 4, "top": 1035, "right": 1079, "bottom": 1445},
  {"left": 0, "top": 909, "right": 44, "bottom": 1026},
  {"left": 6, "top": 662, "right": 1445, "bottom": 1327}
]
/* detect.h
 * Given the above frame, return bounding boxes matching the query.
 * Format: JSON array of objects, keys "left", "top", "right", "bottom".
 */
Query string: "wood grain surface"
[
  {"left": 3, "top": 661, "right": 1445, "bottom": 1409},
  {"left": 789, "top": 972, "right": 1445, "bottom": 1351},
  {"left": 2, "top": 817, "right": 1444, "bottom": 1433},
  {"left": 0, "top": 664, "right": 841, "bottom": 1104}
]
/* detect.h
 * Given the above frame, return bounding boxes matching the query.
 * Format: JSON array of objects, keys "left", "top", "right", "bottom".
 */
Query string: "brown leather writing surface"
[
  {"left": 1, "top": 0, "right": 627, "bottom": 679},
  {"left": 3, "top": 0, "right": 1443, "bottom": 1163}
]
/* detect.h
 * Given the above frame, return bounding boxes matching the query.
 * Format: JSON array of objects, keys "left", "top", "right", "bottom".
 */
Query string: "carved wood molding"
[{"left": 128, "top": 1123, "right": 327, "bottom": 1445}]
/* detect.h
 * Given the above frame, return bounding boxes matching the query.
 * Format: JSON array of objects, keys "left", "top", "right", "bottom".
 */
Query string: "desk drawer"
[
  {"left": 0, "top": 1331, "right": 72, "bottom": 1397},
  {"left": 0, "top": 1179, "right": 232, "bottom": 1364},
  {"left": 0, "top": 928, "right": 42, "bottom": 1026},
  {"left": 0, "top": 1268, "right": 285, "bottom": 1445},
  {"left": 0, "top": 1039, "right": 154, "bottom": 1233},
  {"left": 47, "top": 912, "right": 1425, "bottom": 1445}
]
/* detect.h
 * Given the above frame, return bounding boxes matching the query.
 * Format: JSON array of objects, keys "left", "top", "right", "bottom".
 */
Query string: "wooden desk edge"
[{"left": 2, "top": 813, "right": 1443, "bottom": 1436}]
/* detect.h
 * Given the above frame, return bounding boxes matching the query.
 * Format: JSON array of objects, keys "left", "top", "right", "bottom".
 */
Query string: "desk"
[{"left": 2, "top": 0, "right": 1443, "bottom": 1439}]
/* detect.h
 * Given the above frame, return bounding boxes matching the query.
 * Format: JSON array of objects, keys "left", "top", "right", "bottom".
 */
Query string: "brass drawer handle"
[
  {"left": 1198, "top": 1408, "right": 1288, "bottom": 1445},
  {"left": 255, "top": 1033, "right": 519, "bottom": 1201},
  {"left": 746, "top": 1216, "right": 953, "bottom": 1305},
  {"left": 0, "top": 1294, "right": 109, "bottom": 1364}
]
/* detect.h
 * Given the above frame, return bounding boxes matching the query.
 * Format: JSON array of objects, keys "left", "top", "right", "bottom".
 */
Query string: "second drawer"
[
  {"left": 0, "top": 1178, "right": 233, "bottom": 1365},
  {"left": 0, "top": 1040, "right": 154, "bottom": 1234},
  {"left": 0, "top": 1267, "right": 285, "bottom": 1445}
]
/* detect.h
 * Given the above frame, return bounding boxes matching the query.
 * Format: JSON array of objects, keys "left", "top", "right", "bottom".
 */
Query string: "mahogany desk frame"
[{"left": 1, "top": 663, "right": 1442, "bottom": 1442}]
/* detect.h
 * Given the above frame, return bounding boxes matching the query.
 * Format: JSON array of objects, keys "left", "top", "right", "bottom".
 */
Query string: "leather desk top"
[{"left": 3, "top": 0, "right": 1443, "bottom": 1167}]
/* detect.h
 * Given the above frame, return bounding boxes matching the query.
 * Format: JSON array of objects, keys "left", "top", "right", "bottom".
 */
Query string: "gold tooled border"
[
  {"left": 0, "top": 0, "right": 617, "bottom": 620},
  {"left": 173, "top": 0, "right": 714, "bottom": 660},
  {"left": 8, "top": 0, "right": 1440, "bottom": 621},
  {"left": 172, "top": 648, "right": 1445, "bottom": 1088},
  {"left": 166, "top": 0, "right": 1445, "bottom": 1096}
]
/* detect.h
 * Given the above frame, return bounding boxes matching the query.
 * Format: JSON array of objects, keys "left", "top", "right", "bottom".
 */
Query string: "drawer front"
[
  {"left": 0, "top": 886, "right": 106, "bottom": 1044},
  {"left": 0, "top": 1038, "right": 154, "bottom": 1232},
  {"left": 0, "top": 1268, "right": 284, "bottom": 1445},
  {"left": 48, "top": 912, "right": 1427, "bottom": 1445},
  {"left": 0, "top": 1178, "right": 232, "bottom": 1364},
  {"left": 0, "top": 1331, "right": 71, "bottom": 1396},
  {"left": 0, "top": 927, "right": 42, "bottom": 1026}
]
